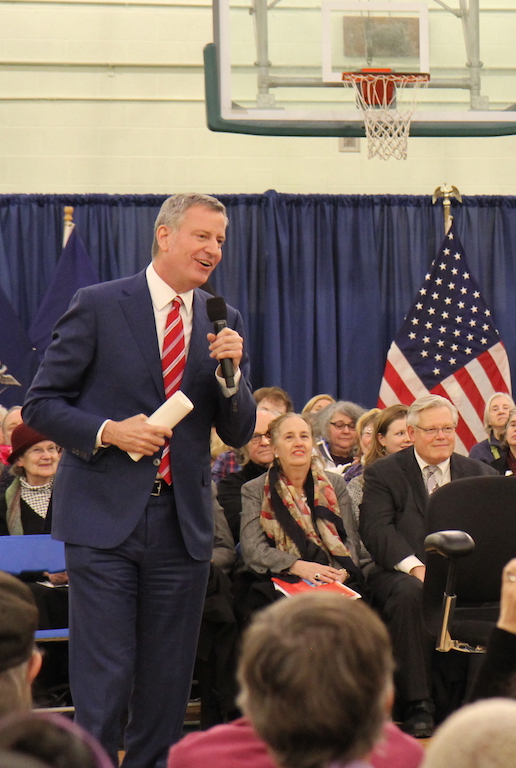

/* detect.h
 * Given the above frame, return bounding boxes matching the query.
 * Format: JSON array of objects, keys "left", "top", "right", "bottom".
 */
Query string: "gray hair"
[
  {"left": 483, "top": 392, "right": 515, "bottom": 432},
  {"left": 312, "top": 401, "right": 366, "bottom": 442},
  {"left": 422, "top": 699, "right": 516, "bottom": 768},
  {"left": 407, "top": 395, "right": 458, "bottom": 428},
  {"left": 152, "top": 194, "right": 227, "bottom": 258}
]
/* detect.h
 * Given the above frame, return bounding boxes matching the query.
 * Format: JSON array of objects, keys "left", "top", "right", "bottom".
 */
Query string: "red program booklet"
[{"left": 271, "top": 577, "right": 361, "bottom": 600}]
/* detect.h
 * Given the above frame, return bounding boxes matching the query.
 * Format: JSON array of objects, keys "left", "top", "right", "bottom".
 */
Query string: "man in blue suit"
[{"left": 23, "top": 194, "right": 256, "bottom": 768}]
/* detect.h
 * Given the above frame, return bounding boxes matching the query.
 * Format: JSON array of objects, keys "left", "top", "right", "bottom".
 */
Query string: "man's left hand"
[{"left": 207, "top": 327, "right": 243, "bottom": 372}]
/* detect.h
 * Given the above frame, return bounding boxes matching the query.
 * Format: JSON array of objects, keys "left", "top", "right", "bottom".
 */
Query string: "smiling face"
[
  {"left": 248, "top": 411, "right": 276, "bottom": 467},
  {"left": 408, "top": 406, "right": 456, "bottom": 466},
  {"left": 272, "top": 415, "right": 314, "bottom": 475},
  {"left": 153, "top": 204, "right": 227, "bottom": 293},
  {"left": 378, "top": 417, "right": 413, "bottom": 455},
  {"left": 16, "top": 440, "right": 60, "bottom": 486}
]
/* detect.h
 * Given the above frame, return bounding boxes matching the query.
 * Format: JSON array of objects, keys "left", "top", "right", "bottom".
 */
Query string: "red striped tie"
[{"left": 159, "top": 296, "right": 185, "bottom": 484}]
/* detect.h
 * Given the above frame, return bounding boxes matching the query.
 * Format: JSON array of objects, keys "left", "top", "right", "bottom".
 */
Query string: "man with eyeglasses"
[
  {"left": 360, "top": 394, "right": 497, "bottom": 740},
  {"left": 218, "top": 409, "right": 277, "bottom": 544}
]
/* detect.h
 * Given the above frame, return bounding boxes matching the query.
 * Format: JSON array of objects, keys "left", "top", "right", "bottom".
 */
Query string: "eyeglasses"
[
  {"left": 414, "top": 426, "right": 455, "bottom": 438},
  {"left": 249, "top": 432, "right": 271, "bottom": 444},
  {"left": 330, "top": 421, "right": 356, "bottom": 431}
]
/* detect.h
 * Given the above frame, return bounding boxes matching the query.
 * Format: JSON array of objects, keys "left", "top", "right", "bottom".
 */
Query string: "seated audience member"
[
  {"left": 217, "top": 410, "right": 277, "bottom": 544},
  {"left": 0, "top": 713, "right": 113, "bottom": 768},
  {"left": 313, "top": 400, "right": 366, "bottom": 474},
  {"left": 301, "top": 394, "right": 335, "bottom": 421},
  {"left": 359, "top": 394, "right": 497, "bottom": 738},
  {"left": 469, "top": 558, "right": 516, "bottom": 702},
  {"left": 168, "top": 592, "right": 424, "bottom": 768},
  {"left": 195, "top": 484, "right": 240, "bottom": 728},
  {"left": 212, "top": 387, "right": 292, "bottom": 485},
  {"left": 0, "top": 571, "right": 41, "bottom": 717},
  {"left": 347, "top": 405, "right": 411, "bottom": 569},
  {"left": 491, "top": 408, "right": 516, "bottom": 476},
  {"left": 469, "top": 392, "right": 515, "bottom": 465},
  {"left": 421, "top": 699, "right": 516, "bottom": 768},
  {"left": 0, "top": 424, "right": 66, "bottom": 631},
  {"left": 0, "top": 408, "right": 23, "bottom": 491},
  {"left": 238, "top": 413, "right": 361, "bottom": 623},
  {"left": 343, "top": 408, "right": 381, "bottom": 483}
]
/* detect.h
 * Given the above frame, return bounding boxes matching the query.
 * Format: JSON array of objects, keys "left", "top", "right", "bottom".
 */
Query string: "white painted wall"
[{"left": 1, "top": 0, "right": 515, "bottom": 195}]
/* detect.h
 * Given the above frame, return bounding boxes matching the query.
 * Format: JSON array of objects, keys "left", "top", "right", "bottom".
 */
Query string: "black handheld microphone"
[{"left": 206, "top": 296, "right": 235, "bottom": 389}]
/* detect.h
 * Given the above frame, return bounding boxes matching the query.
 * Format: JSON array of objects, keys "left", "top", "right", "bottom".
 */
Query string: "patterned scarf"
[{"left": 260, "top": 459, "right": 352, "bottom": 563}]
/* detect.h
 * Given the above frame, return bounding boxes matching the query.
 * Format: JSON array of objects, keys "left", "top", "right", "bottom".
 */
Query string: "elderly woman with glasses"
[{"left": 312, "top": 400, "right": 366, "bottom": 475}]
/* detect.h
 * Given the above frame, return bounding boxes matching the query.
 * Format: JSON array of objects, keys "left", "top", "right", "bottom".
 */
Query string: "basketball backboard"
[{"left": 206, "top": 0, "right": 516, "bottom": 137}]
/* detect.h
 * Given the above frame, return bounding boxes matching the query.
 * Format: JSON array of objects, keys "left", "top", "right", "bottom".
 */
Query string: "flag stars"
[
  {"left": 435, "top": 354, "right": 442, "bottom": 361},
  {"left": 455, "top": 316, "right": 462, "bottom": 323},
  {"left": 469, "top": 319, "right": 476, "bottom": 327},
  {"left": 439, "top": 326, "right": 446, "bottom": 333},
  {"left": 419, "top": 288, "right": 427, "bottom": 295},
  {"left": 409, "top": 332, "right": 416, "bottom": 339},
  {"left": 425, "top": 322, "right": 433, "bottom": 329},
  {"left": 444, "top": 297, "right": 452, "bottom": 305},
  {"left": 421, "top": 350, "right": 429, "bottom": 357},
  {"left": 449, "top": 358, "right": 456, "bottom": 365},
  {"left": 425, "top": 274, "right": 431, "bottom": 281},
  {"left": 416, "top": 303, "right": 423, "bottom": 310},
  {"left": 437, "top": 340, "right": 445, "bottom": 347},
  {"left": 436, "top": 278, "right": 443, "bottom": 285},
  {"left": 432, "top": 293, "right": 439, "bottom": 300},
  {"left": 460, "top": 287, "right": 468, "bottom": 294},
  {"left": 428, "top": 307, "right": 436, "bottom": 315},
  {"left": 458, "top": 302, "right": 465, "bottom": 309},
  {"left": 433, "top": 368, "right": 441, "bottom": 375},
  {"left": 411, "top": 318, "right": 419, "bottom": 325},
  {"left": 473, "top": 291, "right": 480, "bottom": 298},
  {"left": 465, "top": 347, "right": 472, "bottom": 355},
  {"left": 481, "top": 338, "right": 488, "bottom": 345},
  {"left": 453, "top": 330, "right": 461, "bottom": 337},
  {"left": 463, "top": 272, "right": 470, "bottom": 279},
  {"left": 451, "top": 344, "right": 459, "bottom": 351},
  {"left": 485, "top": 309, "right": 491, "bottom": 316},
  {"left": 453, "top": 252, "right": 460, "bottom": 259},
  {"left": 467, "top": 333, "right": 474, "bottom": 340},
  {"left": 448, "top": 233, "right": 454, "bottom": 240},
  {"left": 442, "top": 312, "right": 449, "bottom": 318},
  {"left": 423, "top": 336, "right": 430, "bottom": 343},
  {"left": 483, "top": 324, "right": 490, "bottom": 331},
  {"left": 451, "top": 268, "right": 458, "bottom": 275},
  {"left": 443, "top": 248, "right": 451, "bottom": 255},
  {"left": 448, "top": 283, "right": 455, "bottom": 290},
  {"left": 440, "top": 263, "right": 447, "bottom": 270},
  {"left": 471, "top": 306, "right": 478, "bottom": 313}
]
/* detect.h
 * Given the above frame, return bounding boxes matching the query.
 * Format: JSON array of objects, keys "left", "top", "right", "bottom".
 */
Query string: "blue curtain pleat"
[{"left": 0, "top": 192, "right": 515, "bottom": 410}]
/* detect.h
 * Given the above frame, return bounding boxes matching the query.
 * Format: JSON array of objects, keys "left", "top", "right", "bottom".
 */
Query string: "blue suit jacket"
[{"left": 23, "top": 270, "right": 256, "bottom": 559}]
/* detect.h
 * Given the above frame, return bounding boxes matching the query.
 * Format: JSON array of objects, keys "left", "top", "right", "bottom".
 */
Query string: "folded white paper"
[{"left": 128, "top": 390, "right": 194, "bottom": 462}]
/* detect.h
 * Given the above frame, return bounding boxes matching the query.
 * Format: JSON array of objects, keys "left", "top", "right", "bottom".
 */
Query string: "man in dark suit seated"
[{"left": 360, "top": 394, "right": 497, "bottom": 739}]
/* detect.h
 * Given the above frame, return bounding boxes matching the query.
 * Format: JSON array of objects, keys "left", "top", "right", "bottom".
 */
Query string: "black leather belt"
[{"left": 151, "top": 479, "right": 173, "bottom": 496}]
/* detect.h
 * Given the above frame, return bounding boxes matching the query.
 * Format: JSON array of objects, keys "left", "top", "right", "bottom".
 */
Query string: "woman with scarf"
[{"left": 238, "top": 413, "right": 361, "bottom": 619}]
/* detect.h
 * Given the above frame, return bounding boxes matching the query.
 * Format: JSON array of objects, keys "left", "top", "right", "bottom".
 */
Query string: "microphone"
[{"left": 206, "top": 296, "right": 235, "bottom": 389}]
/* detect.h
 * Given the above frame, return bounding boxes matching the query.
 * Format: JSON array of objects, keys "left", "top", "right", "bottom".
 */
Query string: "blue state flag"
[
  {"left": 29, "top": 228, "right": 99, "bottom": 362},
  {"left": 0, "top": 284, "right": 39, "bottom": 407}
]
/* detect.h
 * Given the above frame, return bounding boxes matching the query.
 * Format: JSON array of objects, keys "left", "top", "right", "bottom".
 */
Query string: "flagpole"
[
  {"left": 432, "top": 184, "right": 462, "bottom": 235},
  {"left": 63, "top": 206, "right": 75, "bottom": 247}
]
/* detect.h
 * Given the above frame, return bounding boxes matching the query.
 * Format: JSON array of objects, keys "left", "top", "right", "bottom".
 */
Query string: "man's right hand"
[
  {"left": 101, "top": 415, "right": 172, "bottom": 455},
  {"left": 410, "top": 565, "right": 426, "bottom": 582}
]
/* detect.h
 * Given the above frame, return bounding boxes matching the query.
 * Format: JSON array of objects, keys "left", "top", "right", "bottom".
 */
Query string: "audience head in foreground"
[
  {"left": 237, "top": 592, "right": 394, "bottom": 768},
  {"left": 422, "top": 698, "right": 516, "bottom": 768},
  {"left": 0, "top": 712, "right": 113, "bottom": 768},
  {"left": 0, "top": 571, "right": 41, "bottom": 717}
]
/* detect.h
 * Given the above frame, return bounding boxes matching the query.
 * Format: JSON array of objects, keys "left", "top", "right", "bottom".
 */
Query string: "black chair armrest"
[{"left": 425, "top": 530, "right": 475, "bottom": 559}]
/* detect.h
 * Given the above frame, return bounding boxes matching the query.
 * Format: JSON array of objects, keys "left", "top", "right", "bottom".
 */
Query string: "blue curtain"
[{"left": 0, "top": 191, "right": 515, "bottom": 410}]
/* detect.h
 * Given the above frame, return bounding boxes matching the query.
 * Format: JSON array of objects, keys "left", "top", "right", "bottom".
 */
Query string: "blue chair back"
[{"left": 0, "top": 534, "right": 65, "bottom": 574}]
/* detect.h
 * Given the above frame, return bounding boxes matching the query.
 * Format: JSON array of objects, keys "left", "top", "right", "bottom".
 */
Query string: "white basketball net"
[{"left": 342, "top": 73, "right": 430, "bottom": 160}]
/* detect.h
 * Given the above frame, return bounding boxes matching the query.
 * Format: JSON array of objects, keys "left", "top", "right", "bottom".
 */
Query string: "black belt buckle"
[{"left": 151, "top": 479, "right": 164, "bottom": 496}]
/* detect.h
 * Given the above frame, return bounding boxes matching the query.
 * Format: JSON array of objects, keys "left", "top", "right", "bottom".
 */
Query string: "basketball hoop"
[{"left": 342, "top": 70, "right": 430, "bottom": 160}]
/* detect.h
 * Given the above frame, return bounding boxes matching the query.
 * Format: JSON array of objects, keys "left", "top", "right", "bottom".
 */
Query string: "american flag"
[{"left": 378, "top": 223, "right": 512, "bottom": 454}]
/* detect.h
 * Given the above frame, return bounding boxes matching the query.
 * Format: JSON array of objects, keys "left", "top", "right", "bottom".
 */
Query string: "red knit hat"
[{"left": 8, "top": 424, "right": 49, "bottom": 465}]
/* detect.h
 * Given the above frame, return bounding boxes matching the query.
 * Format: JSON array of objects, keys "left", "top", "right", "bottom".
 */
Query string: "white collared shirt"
[
  {"left": 146, "top": 262, "right": 194, "bottom": 355},
  {"left": 395, "top": 450, "right": 452, "bottom": 575}
]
